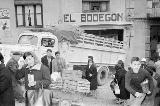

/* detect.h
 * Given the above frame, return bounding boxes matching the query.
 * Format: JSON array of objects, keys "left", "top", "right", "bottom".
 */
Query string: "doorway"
[{"left": 150, "top": 25, "right": 160, "bottom": 61}]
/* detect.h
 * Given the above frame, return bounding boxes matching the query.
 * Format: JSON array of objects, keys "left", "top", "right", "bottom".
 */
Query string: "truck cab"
[
  {"left": 0, "top": 31, "right": 58, "bottom": 64},
  {"left": 18, "top": 31, "right": 58, "bottom": 57}
]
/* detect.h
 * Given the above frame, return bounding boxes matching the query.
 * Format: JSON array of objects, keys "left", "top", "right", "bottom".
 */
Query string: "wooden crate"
[
  {"left": 63, "top": 80, "right": 77, "bottom": 91},
  {"left": 71, "top": 101, "right": 83, "bottom": 106},
  {"left": 52, "top": 98, "right": 60, "bottom": 106},
  {"left": 62, "top": 70, "right": 73, "bottom": 80},
  {"left": 76, "top": 79, "right": 90, "bottom": 93},
  {"left": 76, "top": 88, "right": 90, "bottom": 93},
  {"left": 62, "top": 70, "right": 82, "bottom": 80},
  {"left": 50, "top": 79, "right": 63, "bottom": 89},
  {"left": 60, "top": 100, "right": 71, "bottom": 106}
]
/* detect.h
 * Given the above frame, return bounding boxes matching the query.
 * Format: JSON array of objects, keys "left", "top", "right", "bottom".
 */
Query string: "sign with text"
[
  {"left": 63, "top": 12, "right": 124, "bottom": 25},
  {"left": 0, "top": 9, "right": 10, "bottom": 30},
  {"left": 0, "top": 9, "right": 10, "bottom": 19}
]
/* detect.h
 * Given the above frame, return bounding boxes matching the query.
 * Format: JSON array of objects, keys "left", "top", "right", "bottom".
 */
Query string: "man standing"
[
  {"left": 52, "top": 51, "right": 66, "bottom": 76},
  {"left": 41, "top": 49, "right": 54, "bottom": 74},
  {"left": 0, "top": 52, "right": 15, "bottom": 106},
  {"left": 6, "top": 51, "right": 24, "bottom": 103},
  {"left": 125, "top": 57, "right": 154, "bottom": 106}
]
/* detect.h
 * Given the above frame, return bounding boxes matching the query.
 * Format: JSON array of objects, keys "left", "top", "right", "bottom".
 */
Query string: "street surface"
[{"left": 16, "top": 78, "right": 120, "bottom": 106}]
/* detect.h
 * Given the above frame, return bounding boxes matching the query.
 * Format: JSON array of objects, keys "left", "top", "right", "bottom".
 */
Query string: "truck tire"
[{"left": 97, "top": 66, "right": 109, "bottom": 86}]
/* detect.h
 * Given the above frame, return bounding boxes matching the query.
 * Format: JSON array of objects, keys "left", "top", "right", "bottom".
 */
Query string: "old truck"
[{"left": 0, "top": 29, "right": 127, "bottom": 85}]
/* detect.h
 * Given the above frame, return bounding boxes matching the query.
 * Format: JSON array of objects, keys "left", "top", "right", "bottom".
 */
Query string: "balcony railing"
[{"left": 77, "top": 33, "right": 125, "bottom": 49}]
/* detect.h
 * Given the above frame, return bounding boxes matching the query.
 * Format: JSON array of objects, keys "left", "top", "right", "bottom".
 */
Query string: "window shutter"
[
  {"left": 14, "top": 0, "right": 42, "bottom": 5},
  {"left": 17, "top": 6, "right": 23, "bottom": 26}
]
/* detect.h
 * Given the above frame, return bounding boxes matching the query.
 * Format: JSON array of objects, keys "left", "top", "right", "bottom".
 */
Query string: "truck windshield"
[
  {"left": 41, "top": 38, "right": 55, "bottom": 47},
  {"left": 18, "top": 35, "right": 38, "bottom": 45}
]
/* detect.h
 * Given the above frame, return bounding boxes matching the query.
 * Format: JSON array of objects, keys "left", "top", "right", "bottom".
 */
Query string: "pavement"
[{"left": 15, "top": 78, "right": 121, "bottom": 106}]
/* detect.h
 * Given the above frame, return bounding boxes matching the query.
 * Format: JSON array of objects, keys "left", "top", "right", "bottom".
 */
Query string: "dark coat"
[
  {"left": 0, "top": 63, "right": 15, "bottom": 106},
  {"left": 114, "top": 67, "right": 130, "bottom": 100},
  {"left": 6, "top": 58, "right": 19, "bottom": 86},
  {"left": 41, "top": 55, "right": 54, "bottom": 74},
  {"left": 153, "top": 73, "right": 160, "bottom": 106},
  {"left": 85, "top": 64, "right": 98, "bottom": 90},
  {"left": 16, "top": 64, "right": 51, "bottom": 90}
]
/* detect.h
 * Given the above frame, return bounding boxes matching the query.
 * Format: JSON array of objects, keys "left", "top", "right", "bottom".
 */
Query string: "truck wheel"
[{"left": 97, "top": 66, "right": 109, "bottom": 86}]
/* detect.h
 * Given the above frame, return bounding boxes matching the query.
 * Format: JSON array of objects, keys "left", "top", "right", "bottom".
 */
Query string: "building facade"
[
  {"left": 126, "top": 0, "right": 160, "bottom": 61},
  {"left": 0, "top": 0, "right": 130, "bottom": 42},
  {"left": 0, "top": 0, "right": 82, "bottom": 43},
  {"left": 0, "top": 0, "right": 133, "bottom": 64}
]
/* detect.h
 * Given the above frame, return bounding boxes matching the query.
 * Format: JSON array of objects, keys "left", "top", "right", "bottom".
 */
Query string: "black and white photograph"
[{"left": 0, "top": 0, "right": 160, "bottom": 106}]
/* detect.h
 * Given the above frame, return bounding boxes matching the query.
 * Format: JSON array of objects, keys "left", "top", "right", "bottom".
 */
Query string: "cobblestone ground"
[{"left": 15, "top": 78, "right": 120, "bottom": 106}]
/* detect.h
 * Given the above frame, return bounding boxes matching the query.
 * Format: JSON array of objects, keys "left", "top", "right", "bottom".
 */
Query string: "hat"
[
  {"left": 47, "top": 49, "right": 52, "bottom": 52},
  {"left": 55, "top": 51, "right": 60, "bottom": 55},
  {"left": 88, "top": 58, "right": 93, "bottom": 62},
  {"left": 12, "top": 51, "right": 21, "bottom": 56},
  {"left": 141, "top": 58, "right": 146, "bottom": 62},
  {"left": 88, "top": 56, "right": 93, "bottom": 60}
]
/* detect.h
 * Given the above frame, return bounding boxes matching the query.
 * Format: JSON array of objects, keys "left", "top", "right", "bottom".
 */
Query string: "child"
[{"left": 125, "top": 57, "right": 154, "bottom": 106}]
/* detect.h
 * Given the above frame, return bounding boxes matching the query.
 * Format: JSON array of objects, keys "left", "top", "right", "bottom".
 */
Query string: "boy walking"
[{"left": 125, "top": 57, "right": 154, "bottom": 106}]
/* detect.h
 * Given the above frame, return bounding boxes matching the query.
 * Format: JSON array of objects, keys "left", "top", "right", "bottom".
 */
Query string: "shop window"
[
  {"left": 41, "top": 38, "right": 55, "bottom": 47},
  {"left": 15, "top": 5, "right": 43, "bottom": 27},
  {"left": 82, "top": 1, "right": 110, "bottom": 12}
]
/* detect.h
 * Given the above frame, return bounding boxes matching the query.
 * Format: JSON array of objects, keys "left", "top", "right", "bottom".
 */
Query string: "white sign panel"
[
  {"left": 63, "top": 12, "right": 124, "bottom": 25},
  {"left": 0, "top": 9, "right": 10, "bottom": 30}
]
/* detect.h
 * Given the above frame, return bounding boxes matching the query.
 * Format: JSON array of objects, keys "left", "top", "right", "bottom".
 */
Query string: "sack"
[
  {"left": 51, "top": 72, "right": 61, "bottom": 82},
  {"left": 110, "top": 80, "right": 116, "bottom": 91},
  {"left": 111, "top": 79, "right": 120, "bottom": 94},
  {"left": 114, "top": 84, "right": 120, "bottom": 94},
  {"left": 141, "top": 79, "right": 150, "bottom": 94}
]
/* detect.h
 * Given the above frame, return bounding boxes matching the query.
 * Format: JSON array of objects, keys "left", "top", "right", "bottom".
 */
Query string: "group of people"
[
  {"left": 0, "top": 48, "right": 98, "bottom": 106},
  {"left": 112, "top": 57, "right": 160, "bottom": 106},
  {"left": 0, "top": 49, "right": 67, "bottom": 106},
  {"left": 2, "top": 48, "right": 160, "bottom": 106}
]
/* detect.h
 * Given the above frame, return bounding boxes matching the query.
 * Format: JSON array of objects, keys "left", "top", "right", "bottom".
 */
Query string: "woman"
[
  {"left": 15, "top": 52, "right": 51, "bottom": 106},
  {"left": 52, "top": 51, "right": 66, "bottom": 76},
  {"left": 0, "top": 52, "right": 15, "bottom": 106},
  {"left": 114, "top": 60, "right": 130, "bottom": 104},
  {"left": 85, "top": 58, "right": 98, "bottom": 96}
]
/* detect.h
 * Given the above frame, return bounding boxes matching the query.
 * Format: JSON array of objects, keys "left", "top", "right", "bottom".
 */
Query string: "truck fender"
[{"left": 97, "top": 65, "right": 109, "bottom": 86}]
